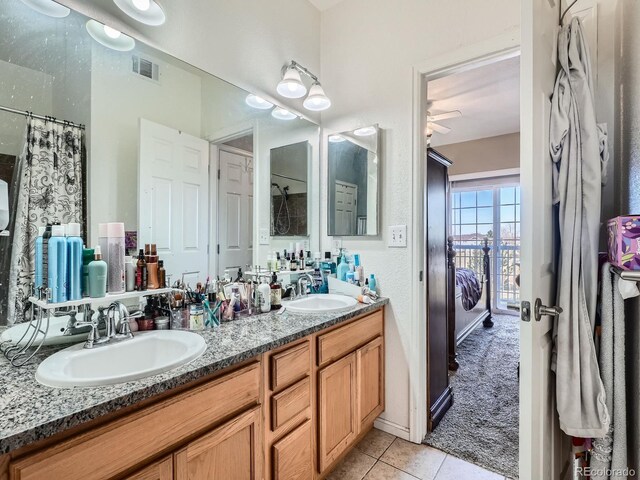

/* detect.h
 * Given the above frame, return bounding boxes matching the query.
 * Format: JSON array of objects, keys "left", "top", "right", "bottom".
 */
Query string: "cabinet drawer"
[
  {"left": 317, "top": 310, "right": 383, "bottom": 366},
  {"left": 271, "top": 377, "right": 311, "bottom": 432},
  {"left": 10, "top": 362, "right": 261, "bottom": 480},
  {"left": 272, "top": 419, "right": 313, "bottom": 480},
  {"left": 270, "top": 340, "right": 310, "bottom": 391}
]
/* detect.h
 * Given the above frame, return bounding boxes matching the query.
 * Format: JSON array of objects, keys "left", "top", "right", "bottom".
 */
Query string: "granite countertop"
[{"left": 0, "top": 297, "right": 388, "bottom": 455}]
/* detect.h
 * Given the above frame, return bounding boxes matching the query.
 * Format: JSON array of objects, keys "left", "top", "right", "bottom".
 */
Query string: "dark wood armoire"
[{"left": 425, "top": 148, "right": 453, "bottom": 431}]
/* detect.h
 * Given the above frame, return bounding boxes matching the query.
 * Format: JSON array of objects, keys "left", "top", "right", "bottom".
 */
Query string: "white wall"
[
  {"left": 56, "top": 0, "right": 321, "bottom": 123},
  {"left": 89, "top": 45, "right": 202, "bottom": 244},
  {"left": 319, "top": 0, "right": 520, "bottom": 438},
  {"left": 0, "top": 61, "right": 53, "bottom": 157}
]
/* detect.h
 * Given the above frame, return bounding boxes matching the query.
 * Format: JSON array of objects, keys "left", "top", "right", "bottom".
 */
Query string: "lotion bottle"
[
  {"left": 259, "top": 277, "right": 271, "bottom": 312},
  {"left": 88, "top": 246, "right": 108, "bottom": 298}
]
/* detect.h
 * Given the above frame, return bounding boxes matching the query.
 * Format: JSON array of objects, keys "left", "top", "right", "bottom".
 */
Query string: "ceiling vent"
[{"left": 131, "top": 55, "right": 159, "bottom": 82}]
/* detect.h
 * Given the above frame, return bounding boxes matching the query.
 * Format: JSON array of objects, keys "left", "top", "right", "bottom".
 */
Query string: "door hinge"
[
  {"left": 217, "top": 169, "right": 221, "bottom": 180},
  {"left": 419, "top": 270, "right": 423, "bottom": 282},
  {"left": 217, "top": 244, "right": 220, "bottom": 254},
  {"left": 207, "top": 244, "right": 209, "bottom": 255}
]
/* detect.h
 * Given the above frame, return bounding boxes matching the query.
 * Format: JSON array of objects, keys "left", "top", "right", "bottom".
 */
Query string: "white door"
[
  {"left": 335, "top": 181, "right": 357, "bottom": 235},
  {"left": 218, "top": 149, "right": 253, "bottom": 278},
  {"left": 520, "top": 1, "right": 569, "bottom": 478},
  {"left": 138, "top": 119, "right": 209, "bottom": 287}
]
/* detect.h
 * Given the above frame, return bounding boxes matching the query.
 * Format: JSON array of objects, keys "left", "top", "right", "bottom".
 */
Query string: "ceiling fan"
[{"left": 426, "top": 110, "right": 462, "bottom": 136}]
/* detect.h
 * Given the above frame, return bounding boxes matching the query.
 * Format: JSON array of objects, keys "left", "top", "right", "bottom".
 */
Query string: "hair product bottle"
[
  {"left": 66, "top": 223, "right": 83, "bottom": 301},
  {"left": 107, "top": 223, "right": 125, "bottom": 294},
  {"left": 88, "top": 246, "right": 108, "bottom": 298},
  {"left": 48, "top": 224, "right": 67, "bottom": 303},
  {"left": 82, "top": 247, "right": 94, "bottom": 297},
  {"left": 158, "top": 260, "right": 166, "bottom": 288},
  {"left": 135, "top": 249, "right": 147, "bottom": 291},
  {"left": 34, "top": 226, "right": 45, "bottom": 292}
]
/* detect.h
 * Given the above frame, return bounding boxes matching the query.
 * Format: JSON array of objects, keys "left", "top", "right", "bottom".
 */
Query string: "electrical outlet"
[
  {"left": 389, "top": 225, "right": 407, "bottom": 248},
  {"left": 259, "top": 228, "right": 270, "bottom": 245},
  {"left": 332, "top": 238, "right": 342, "bottom": 254}
]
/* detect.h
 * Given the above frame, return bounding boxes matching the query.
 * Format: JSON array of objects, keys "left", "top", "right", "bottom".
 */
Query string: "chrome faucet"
[
  {"left": 75, "top": 302, "right": 142, "bottom": 349},
  {"left": 297, "top": 273, "right": 315, "bottom": 298}
]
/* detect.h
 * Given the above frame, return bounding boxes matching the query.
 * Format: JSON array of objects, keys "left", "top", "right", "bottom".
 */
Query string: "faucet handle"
[
  {"left": 75, "top": 318, "right": 101, "bottom": 349},
  {"left": 118, "top": 311, "right": 143, "bottom": 338}
]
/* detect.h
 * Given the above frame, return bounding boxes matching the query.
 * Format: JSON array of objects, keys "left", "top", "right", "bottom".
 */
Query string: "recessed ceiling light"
[
  {"left": 271, "top": 107, "right": 297, "bottom": 121},
  {"left": 85, "top": 20, "right": 135, "bottom": 51},
  {"left": 328, "top": 135, "right": 346, "bottom": 143},
  {"left": 19, "top": 0, "right": 70, "bottom": 18},
  {"left": 113, "top": 0, "right": 166, "bottom": 26},
  {"left": 353, "top": 126, "right": 377, "bottom": 137},
  {"left": 245, "top": 94, "right": 274, "bottom": 110},
  {"left": 276, "top": 67, "right": 307, "bottom": 99},
  {"left": 303, "top": 83, "right": 331, "bottom": 111}
]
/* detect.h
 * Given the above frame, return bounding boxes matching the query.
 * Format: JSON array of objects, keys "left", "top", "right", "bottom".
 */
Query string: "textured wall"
[{"left": 319, "top": 0, "right": 520, "bottom": 436}]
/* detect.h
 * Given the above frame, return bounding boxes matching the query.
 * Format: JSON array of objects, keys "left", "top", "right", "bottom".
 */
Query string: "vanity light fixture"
[
  {"left": 277, "top": 67, "right": 307, "bottom": 99},
  {"left": 113, "top": 0, "right": 166, "bottom": 26},
  {"left": 19, "top": 0, "right": 70, "bottom": 18},
  {"left": 272, "top": 107, "right": 297, "bottom": 121},
  {"left": 277, "top": 60, "right": 332, "bottom": 111},
  {"left": 86, "top": 20, "right": 135, "bottom": 51},
  {"left": 303, "top": 83, "right": 331, "bottom": 111},
  {"left": 328, "top": 134, "right": 346, "bottom": 143},
  {"left": 353, "top": 126, "right": 377, "bottom": 137},
  {"left": 245, "top": 94, "right": 274, "bottom": 110}
]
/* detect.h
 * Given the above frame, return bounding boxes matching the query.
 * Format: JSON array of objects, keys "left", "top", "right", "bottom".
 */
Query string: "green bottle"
[{"left": 88, "top": 245, "right": 108, "bottom": 298}]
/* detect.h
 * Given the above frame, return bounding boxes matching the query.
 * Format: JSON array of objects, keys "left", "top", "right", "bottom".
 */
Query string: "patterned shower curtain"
[{"left": 5, "top": 117, "right": 83, "bottom": 325}]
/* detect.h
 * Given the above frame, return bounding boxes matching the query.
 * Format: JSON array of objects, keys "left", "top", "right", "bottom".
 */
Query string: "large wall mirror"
[
  {"left": 327, "top": 125, "right": 380, "bottom": 236},
  {"left": 0, "top": 1, "right": 319, "bottom": 324}
]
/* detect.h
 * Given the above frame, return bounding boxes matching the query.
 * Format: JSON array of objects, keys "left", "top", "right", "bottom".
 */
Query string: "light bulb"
[
  {"left": 103, "top": 25, "right": 122, "bottom": 39},
  {"left": 132, "top": 0, "right": 150, "bottom": 11}
]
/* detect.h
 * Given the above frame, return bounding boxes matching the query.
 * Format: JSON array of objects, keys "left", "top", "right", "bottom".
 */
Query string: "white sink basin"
[
  {"left": 35, "top": 330, "right": 207, "bottom": 388},
  {"left": 284, "top": 294, "right": 358, "bottom": 314}
]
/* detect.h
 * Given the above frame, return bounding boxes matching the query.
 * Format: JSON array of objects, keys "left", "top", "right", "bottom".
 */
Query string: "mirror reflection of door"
[
  {"left": 218, "top": 147, "right": 253, "bottom": 279},
  {"left": 335, "top": 181, "right": 357, "bottom": 236}
]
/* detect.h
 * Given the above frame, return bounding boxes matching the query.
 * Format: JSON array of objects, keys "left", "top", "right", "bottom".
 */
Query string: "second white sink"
[
  {"left": 35, "top": 330, "right": 207, "bottom": 388},
  {"left": 284, "top": 294, "right": 358, "bottom": 314}
]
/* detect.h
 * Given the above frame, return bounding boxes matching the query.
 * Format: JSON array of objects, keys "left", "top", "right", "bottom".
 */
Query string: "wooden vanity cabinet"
[
  {"left": 5, "top": 307, "right": 385, "bottom": 480},
  {"left": 174, "top": 406, "right": 262, "bottom": 480},
  {"left": 316, "top": 310, "right": 385, "bottom": 477},
  {"left": 125, "top": 457, "right": 173, "bottom": 480}
]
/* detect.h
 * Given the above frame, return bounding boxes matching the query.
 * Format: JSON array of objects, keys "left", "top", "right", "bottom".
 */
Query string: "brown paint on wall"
[{"left": 436, "top": 132, "right": 520, "bottom": 176}]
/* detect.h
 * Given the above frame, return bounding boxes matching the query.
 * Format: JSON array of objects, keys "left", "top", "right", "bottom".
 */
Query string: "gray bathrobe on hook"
[{"left": 550, "top": 17, "right": 610, "bottom": 438}]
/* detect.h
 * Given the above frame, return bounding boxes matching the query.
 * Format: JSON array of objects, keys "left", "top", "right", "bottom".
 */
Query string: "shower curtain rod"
[
  {"left": 271, "top": 173, "right": 307, "bottom": 183},
  {"left": 0, "top": 105, "right": 85, "bottom": 130},
  {"left": 609, "top": 265, "right": 640, "bottom": 282}
]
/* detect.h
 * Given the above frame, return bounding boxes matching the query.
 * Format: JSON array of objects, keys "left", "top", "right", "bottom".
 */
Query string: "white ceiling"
[
  {"left": 428, "top": 55, "right": 520, "bottom": 147},
  {"left": 307, "top": 0, "right": 344, "bottom": 11}
]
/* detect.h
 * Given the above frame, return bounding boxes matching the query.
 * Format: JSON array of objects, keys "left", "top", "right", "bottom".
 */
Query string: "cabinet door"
[
  {"left": 318, "top": 352, "right": 357, "bottom": 473},
  {"left": 357, "top": 336, "right": 385, "bottom": 428},
  {"left": 126, "top": 456, "right": 173, "bottom": 480},
  {"left": 272, "top": 419, "right": 312, "bottom": 480},
  {"left": 174, "top": 406, "right": 262, "bottom": 480}
]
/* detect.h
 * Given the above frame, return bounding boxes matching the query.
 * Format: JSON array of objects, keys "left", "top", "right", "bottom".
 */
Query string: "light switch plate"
[
  {"left": 259, "top": 228, "right": 270, "bottom": 245},
  {"left": 332, "top": 238, "right": 342, "bottom": 254},
  {"left": 389, "top": 225, "right": 407, "bottom": 248}
]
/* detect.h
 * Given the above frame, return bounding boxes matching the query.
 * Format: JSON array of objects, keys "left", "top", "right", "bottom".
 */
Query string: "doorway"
[
  {"left": 214, "top": 133, "right": 254, "bottom": 280},
  {"left": 421, "top": 55, "right": 522, "bottom": 479}
]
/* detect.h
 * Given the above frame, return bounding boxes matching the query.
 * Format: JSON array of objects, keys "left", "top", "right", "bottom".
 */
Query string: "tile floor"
[{"left": 327, "top": 428, "right": 507, "bottom": 480}]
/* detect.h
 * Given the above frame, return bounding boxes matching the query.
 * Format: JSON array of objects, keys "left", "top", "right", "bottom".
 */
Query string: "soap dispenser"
[
  {"left": 88, "top": 245, "right": 108, "bottom": 298},
  {"left": 337, "top": 249, "right": 350, "bottom": 282}
]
